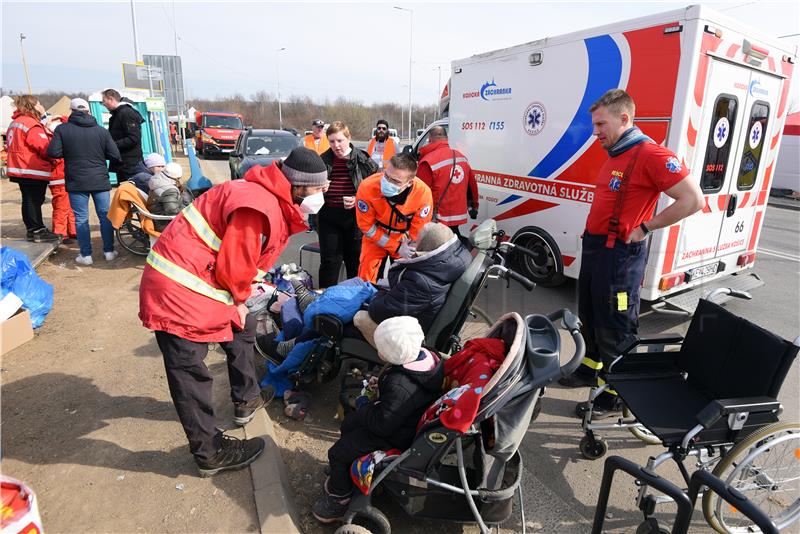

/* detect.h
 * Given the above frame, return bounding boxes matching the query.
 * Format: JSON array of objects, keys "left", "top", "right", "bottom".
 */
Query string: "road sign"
[
  {"left": 121, "top": 62, "right": 163, "bottom": 91},
  {"left": 136, "top": 65, "right": 163, "bottom": 81}
]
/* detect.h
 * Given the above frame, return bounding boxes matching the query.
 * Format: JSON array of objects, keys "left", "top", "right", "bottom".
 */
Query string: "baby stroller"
[
  {"left": 334, "top": 308, "right": 586, "bottom": 534},
  {"left": 578, "top": 290, "right": 799, "bottom": 533},
  {"left": 108, "top": 182, "right": 178, "bottom": 256}
]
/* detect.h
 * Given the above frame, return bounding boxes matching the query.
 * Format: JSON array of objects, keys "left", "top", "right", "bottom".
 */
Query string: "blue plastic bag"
[{"left": 1, "top": 247, "right": 53, "bottom": 328}]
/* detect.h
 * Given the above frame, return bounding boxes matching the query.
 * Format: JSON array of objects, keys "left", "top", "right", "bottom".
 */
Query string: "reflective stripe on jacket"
[
  {"left": 417, "top": 140, "right": 478, "bottom": 226},
  {"left": 6, "top": 113, "right": 54, "bottom": 181}
]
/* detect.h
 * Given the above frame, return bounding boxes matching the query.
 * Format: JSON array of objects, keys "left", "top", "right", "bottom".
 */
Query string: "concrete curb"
[
  {"left": 244, "top": 407, "right": 302, "bottom": 534},
  {"left": 768, "top": 196, "right": 800, "bottom": 211}
]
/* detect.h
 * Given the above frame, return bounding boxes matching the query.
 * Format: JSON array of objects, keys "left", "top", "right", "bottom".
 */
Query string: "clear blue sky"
[{"left": 2, "top": 1, "right": 798, "bottom": 106}]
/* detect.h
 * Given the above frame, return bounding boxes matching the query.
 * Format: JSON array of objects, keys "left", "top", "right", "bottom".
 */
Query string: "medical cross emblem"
[
  {"left": 716, "top": 123, "right": 727, "bottom": 143},
  {"left": 451, "top": 164, "right": 465, "bottom": 184}
]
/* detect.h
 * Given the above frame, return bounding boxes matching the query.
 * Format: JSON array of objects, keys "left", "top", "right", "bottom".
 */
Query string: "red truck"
[{"left": 194, "top": 110, "right": 244, "bottom": 158}]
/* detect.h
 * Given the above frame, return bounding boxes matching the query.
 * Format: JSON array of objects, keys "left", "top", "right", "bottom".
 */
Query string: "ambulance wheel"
[
  {"left": 579, "top": 435, "right": 607, "bottom": 460},
  {"left": 511, "top": 227, "right": 566, "bottom": 287}
]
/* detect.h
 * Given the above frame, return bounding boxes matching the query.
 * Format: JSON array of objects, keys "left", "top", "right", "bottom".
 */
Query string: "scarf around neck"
[{"left": 607, "top": 126, "right": 653, "bottom": 157}]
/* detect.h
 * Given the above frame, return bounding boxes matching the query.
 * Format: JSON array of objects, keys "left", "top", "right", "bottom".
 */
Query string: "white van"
[{"left": 411, "top": 5, "right": 797, "bottom": 312}]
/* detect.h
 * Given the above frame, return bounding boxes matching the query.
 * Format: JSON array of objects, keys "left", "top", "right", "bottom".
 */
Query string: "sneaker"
[
  {"left": 104, "top": 250, "right": 119, "bottom": 261},
  {"left": 312, "top": 492, "right": 351, "bottom": 524},
  {"left": 558, "top": 374, "right": 595, "bottom": 388},
  {"left": 31, "top": 228, "right": 62, "bottom": 243},
  {"left": 233, "top": 388, "right": 275, "bottom": 426},
  {"left": 574, "top": 400, "right": 623, "bottom": 420},
  {"left": 195, "top": 434, "right": 265, "bottom": 477},
  {"left": 75, "top": 255, "right": 93, "bottom": 266}
]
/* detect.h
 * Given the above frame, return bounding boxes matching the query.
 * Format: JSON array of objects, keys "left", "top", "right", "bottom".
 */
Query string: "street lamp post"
[
  {"left": 19, "top": 34, "right": 32, "bottom": 95},
  {"left": 130, "top": 0, "right": 141, "bottom": 61},
  {"left": 394, "top": 6, "right": 413, "bottom": 143},
  {"left": 276, "top": 47, "right": 286, "bottom": 130}
]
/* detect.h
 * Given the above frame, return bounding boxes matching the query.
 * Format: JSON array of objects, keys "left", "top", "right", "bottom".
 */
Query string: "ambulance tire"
[{"left": 511, "top": 227, "right": 566, "bottom": 287}]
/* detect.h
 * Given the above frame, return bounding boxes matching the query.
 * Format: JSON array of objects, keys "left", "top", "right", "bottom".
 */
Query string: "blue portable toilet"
[{"left": 88, "top": 92, "right": 172, "bottom": 185}]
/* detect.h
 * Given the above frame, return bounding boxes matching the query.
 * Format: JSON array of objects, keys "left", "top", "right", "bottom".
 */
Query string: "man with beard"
[{"left": 367, "top": 119, "right": 399, "bottom": 171}]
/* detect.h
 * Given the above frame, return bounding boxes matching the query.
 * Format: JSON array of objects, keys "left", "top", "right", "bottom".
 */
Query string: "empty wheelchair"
[{"left": 578, "top": 291, "right": 799, "bottom": 532}]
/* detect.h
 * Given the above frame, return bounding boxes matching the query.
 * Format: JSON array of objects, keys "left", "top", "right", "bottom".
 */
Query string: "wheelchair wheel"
[
  {"left": 703, "top": 421, "right": 800, "bottom": 533},
  {"left": 453, "top": 306, "right": 494, "bottom": 351},
  {"left": 624, "top": 406, "right": 662, "bottom": 445},
  {"left": 116, "top": 219, "right": 150, "bottom": 256},
  {"left": 579, "top": 435, "right": 608, "bottom": 460}
]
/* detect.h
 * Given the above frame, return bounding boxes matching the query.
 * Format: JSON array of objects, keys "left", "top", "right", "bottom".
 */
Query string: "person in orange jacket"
[
  {"left": 304, "top": 119, "right": 330, "bottom": 155},
  {"left": 366, "top": 119, "right": 399, "bottom": 170},
  {"left": 355, "top": 153, "right": 433, "bottom": 282},
  {"left": 45, "top": 116, "right": 77, "bottom": 241}
]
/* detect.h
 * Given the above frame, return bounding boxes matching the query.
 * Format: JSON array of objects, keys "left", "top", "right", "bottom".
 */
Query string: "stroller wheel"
[
  {"left": 579, "top": 435, "right": 607, "bottom": 460},
  {"left": 531, "top": 395, "right": 543, "bottom": 421},
  {"left": 346, "top": 506, "right": 390, "bottom": 534},
  {"left": 335, "top": 525, "right": 373, "bottom": 534}
]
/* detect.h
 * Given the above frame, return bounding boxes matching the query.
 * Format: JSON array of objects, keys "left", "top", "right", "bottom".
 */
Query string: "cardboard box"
[{"left": 1, "top": 309, "right": 34, "bottom": 355}]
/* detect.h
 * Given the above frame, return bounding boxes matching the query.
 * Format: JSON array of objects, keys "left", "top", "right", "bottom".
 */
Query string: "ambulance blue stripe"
[
  {"left": 529, "top": 35, "right": 623, "bottom": 179},
  {"left": 497, "top": 194, "right": 522, "bottom": 206}
]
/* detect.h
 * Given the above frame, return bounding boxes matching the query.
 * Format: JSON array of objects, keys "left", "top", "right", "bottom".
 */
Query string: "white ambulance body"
[{"left": 413, "top": 5, "right": 797, "bottom": 310}]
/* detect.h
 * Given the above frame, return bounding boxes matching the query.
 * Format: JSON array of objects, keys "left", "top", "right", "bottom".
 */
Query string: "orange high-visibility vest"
[
  {"left": 304, "top": 134, "right": 329, "bottom": 155},
  {"left": 367, "top": 137, "right": 398, "bottom": 166}
]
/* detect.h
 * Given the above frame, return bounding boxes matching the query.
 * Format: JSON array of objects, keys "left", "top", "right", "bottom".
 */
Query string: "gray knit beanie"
[
  {"left": 416, "top": 222, "right": 454, "bottom": 253},
  {"left": 281, "top": 147, "right": 328, "bottom": 186}
]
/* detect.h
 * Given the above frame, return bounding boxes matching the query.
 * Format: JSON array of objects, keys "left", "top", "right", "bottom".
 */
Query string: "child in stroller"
[{"left": 313, "top": 316, "right": 444, "bottom": 523}]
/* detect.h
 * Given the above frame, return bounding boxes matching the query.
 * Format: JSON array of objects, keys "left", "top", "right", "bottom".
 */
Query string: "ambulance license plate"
[{"left": 687, "top": 262, "right": 719, "bottom": 281}]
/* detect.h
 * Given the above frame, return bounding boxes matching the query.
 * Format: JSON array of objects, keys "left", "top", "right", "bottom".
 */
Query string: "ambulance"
[{"left": 409, "top": 4, "right": 797, "bottom": 312}]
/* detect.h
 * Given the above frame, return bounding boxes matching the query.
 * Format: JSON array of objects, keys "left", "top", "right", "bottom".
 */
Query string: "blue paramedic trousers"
[{"left": 576, "top": 232, "right": 648, "bottom": 405}]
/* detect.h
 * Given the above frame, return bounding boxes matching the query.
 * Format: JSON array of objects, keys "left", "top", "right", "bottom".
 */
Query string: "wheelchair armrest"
[
  {"left": 313, "top": 314, "right": 343, "bottom": 341},
  {"left": 608, "top": 351, "right": 680, "bottom": 374},
  {"left": 615, "top": 333, "right": 685, "bottom": 355},
  {"left": 696, "top": 396, "right": 782, "bottom": 429}
]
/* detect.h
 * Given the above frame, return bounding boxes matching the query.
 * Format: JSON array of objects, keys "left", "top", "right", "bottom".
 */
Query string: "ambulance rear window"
[
  {"left": 700, "top": 95, "right": 738, "bottom": 193},
  {"left": 736, "top": 101, "right": 769, "bottom": 191}
]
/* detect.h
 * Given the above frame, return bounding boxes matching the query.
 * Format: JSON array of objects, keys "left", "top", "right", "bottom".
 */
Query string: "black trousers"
[
  {"left": 328, "top": 412, "right": 392, "bottom": 496},
  {"left": 154, "top": 314, "right": 261, "bottom": 461},
  {"left": 576, "top": 233, "right": 648, "bottom": 405},
  {"left": 317, "top": 204, "right": 361, "bottom": 288},
  {"left": 16, "top": 180, "right": 48, "bottom": 232}
]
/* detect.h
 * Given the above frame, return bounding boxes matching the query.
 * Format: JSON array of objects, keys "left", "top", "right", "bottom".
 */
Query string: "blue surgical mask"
[{"left": 381, "top": 175, "right": 404, "bottom": 198}]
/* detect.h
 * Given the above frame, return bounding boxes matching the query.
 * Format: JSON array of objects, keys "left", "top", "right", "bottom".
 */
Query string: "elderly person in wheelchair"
[{"left": 258, "top": 222, "right": 471, "bottom": 359}]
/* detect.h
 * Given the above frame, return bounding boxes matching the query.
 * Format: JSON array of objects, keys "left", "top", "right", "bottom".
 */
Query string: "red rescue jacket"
[
  {"left": 6, "top": 112, "right": 54, "bottom": 182},
  {"left": 138, "top": 163, "right": 307, "bottom": 342},
  {"left": 416, "top": 140, "right": 478, "bottom": 226}
]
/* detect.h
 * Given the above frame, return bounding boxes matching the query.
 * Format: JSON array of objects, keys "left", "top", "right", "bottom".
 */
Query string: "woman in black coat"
[{"left": 317, "top": 121, "right": 379, "bottom": 287}]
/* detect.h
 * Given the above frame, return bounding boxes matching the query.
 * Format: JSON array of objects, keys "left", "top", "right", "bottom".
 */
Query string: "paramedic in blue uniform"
[{"left": 559, "top": 89, "right": 704, "bottom": 417}]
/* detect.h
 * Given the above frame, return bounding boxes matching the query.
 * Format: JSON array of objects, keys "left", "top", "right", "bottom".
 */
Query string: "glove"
[
  {"left": 469, "top": 206, "right": 479, "bottom": 220},
  {"left": 397, "top": 236, "right": 416, "bottom": 259}
]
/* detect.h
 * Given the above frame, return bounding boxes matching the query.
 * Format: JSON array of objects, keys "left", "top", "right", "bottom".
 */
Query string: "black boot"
[
  {"left": 233, "top": 387, "right": 275, "bottom": 426},
  {"left": 312, "top": 490, "right": 351, "bottom": 524},
  {"left": 195, "top": 434, "right": 265, "bottom": 477},
  {"left": 30, "top": 228, "right": 62, "bottom": 243}
]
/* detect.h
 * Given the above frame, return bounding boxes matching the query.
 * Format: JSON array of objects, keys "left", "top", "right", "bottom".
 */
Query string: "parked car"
[{"left": 228, "top": 128, "right": 302, "bottom": 180}]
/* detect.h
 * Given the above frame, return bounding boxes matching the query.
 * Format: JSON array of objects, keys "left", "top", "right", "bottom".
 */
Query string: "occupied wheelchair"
[
  {"left": 109, "top": 182, "right": 177, "bottom": 256},
  {"left": 282, "top": 219, "right": 541, "bottom": 387},
  {"left": 577, "top": 290, "right": 799, "bottom": 533}
]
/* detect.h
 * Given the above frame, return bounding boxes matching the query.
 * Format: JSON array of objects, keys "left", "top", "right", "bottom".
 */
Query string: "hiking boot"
[
  {"left": 30, "top": 228, "right": 62, "bottom": 243},
  {"left": 558, "top": 373, "right": 595, "bottom": 388},
  {"left": 195, "top": 434, "right": 265, "bottom": 477},
  {"left": 575, "top": 400, "right": 623, "bottom": 420},
  {"left": 233, "top": 388, "right": 275, "bottom": 426},
  {"left": 312, "top": 491, "right": 351, "bottom": 524}
]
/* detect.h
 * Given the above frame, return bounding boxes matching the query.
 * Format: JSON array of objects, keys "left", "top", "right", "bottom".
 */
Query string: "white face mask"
[{"left": 299, "top": 191, "right": 325, "bottom": 214}]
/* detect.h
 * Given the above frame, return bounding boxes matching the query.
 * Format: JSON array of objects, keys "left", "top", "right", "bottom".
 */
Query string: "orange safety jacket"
[
  {"left": 304, "top": 134, "right": 330, "bottom": 155},
  {"left": 366, "top": 137, "right": 398, "bottom": 166},
  {"left": 355, "top": 173, "right": 433, "bottom": 256}
]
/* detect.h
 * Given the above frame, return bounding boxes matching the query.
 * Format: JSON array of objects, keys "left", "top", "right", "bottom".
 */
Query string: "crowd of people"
[{"left": 5, "top": 87, "right": 704, "bottom": 526}]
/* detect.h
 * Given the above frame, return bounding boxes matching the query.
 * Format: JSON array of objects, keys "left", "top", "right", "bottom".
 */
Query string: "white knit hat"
[
  {"left": 374, "top": 316, "right": 424, "bottom": 365},
  {"left": 163, "top": 162, "right": 183, "bottom": 180}
]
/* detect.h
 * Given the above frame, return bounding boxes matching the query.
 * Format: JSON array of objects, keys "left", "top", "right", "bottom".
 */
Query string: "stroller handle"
[{"left": 547, "top": 308, "right": 585, "bottom": 377}]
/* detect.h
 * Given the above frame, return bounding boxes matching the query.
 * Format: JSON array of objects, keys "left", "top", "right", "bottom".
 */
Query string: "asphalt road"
[{"left": 200, "top": 155, "right": 800, "bottom": 532}]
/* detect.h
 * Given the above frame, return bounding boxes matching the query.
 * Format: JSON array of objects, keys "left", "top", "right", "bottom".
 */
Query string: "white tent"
[{"left": 1, "top": 95, "right": 16, "bottom": 135}]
